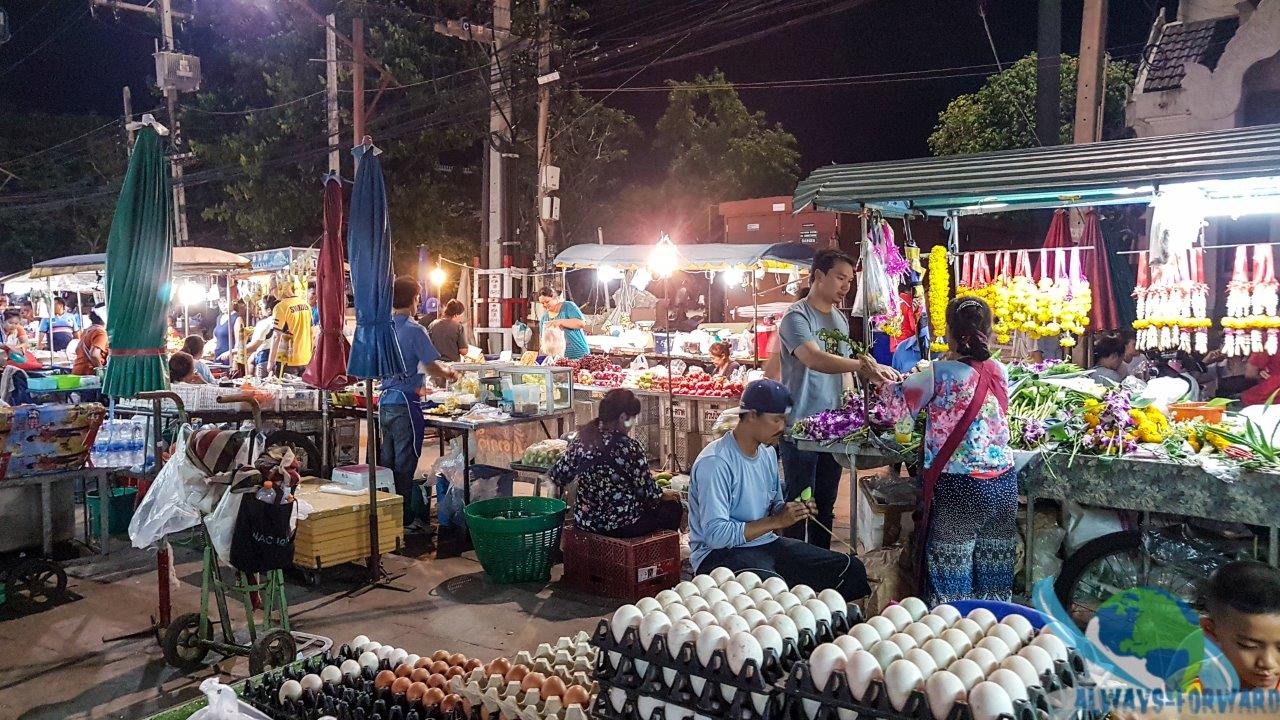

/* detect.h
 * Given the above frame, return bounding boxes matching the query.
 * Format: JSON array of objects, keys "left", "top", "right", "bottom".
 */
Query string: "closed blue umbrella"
[{"left": 346, "top": 141, "right": 405, "bottom": 379}]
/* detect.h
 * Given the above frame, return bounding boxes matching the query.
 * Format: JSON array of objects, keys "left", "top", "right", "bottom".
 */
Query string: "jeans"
[
  {"left": 779, "top": 440, "right": 843, "bottom": 549},
  {"left": 698, "top": 536, "right": 870, "bottom": 600},
  {"left": 378, "top": 403, "right": 421, "bottom": 526},
  {"left": 602, "top": 499, "right": 683, "bottom": 539}
]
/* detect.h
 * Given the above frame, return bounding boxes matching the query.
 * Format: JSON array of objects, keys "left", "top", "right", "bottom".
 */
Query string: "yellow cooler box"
[{"left": 292, "top": 481, "right": 403, "bottom": 578}]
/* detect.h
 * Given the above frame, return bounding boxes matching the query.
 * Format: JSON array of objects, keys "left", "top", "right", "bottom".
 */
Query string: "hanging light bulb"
[
  {"left": 631, "top": 268, "right": 652, "bottom": 292},
  {"left": 429, "top": 265, "right": 447, "bottom": 286},
  {"left": 178, "top": 281, "right": 206, "bottom": 307},
  {"left": 597, "top": 264, "right": 622, "bottom": 283},
  {"left": 206, "top": 284, "right": 221, "bottom": 303},
  {"left": 721, "top": 268, "right": 744, "bottom": 287},
  {"left": 648, "top": 233, "right": 679, "bottom": 279}
]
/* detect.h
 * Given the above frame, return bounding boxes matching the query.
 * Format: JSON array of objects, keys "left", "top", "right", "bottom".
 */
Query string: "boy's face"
[{"left": 1203, "top": 609, "right": 1280, "bottom": 690}]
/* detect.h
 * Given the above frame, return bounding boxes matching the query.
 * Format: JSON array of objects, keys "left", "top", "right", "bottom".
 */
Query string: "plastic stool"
[{"left": 561, "top": 527, "right": 680, "bottom": 602}]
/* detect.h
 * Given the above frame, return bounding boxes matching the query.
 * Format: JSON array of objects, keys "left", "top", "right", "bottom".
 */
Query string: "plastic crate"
[{"left": 562, "top": 527, "right": 680, "bottom": 602}]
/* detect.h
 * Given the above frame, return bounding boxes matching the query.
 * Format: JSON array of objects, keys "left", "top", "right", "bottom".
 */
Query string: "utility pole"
[
  {"left": 352, "top": 18, "right": 365, "bottom": 149},
  {"left": 123, "top": 86, "right": 135, "bottom": 146},
  {"left": 159, "top": 0, "right": 189, "bottom": 245},
  {"left": 534, "top": 0, "right": 558, "bottom": 270},
  {"left": 1035, "top": 0, "right": 1061, "bottom": 146},
  {"left": 1073, "top": 0, "right": 1108, "bottom": 144},
  {"left": 326, "top": 13, "right": 340, "bottom": 175}
]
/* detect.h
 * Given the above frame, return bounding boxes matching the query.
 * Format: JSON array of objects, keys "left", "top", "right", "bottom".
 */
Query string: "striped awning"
[{"left": 793, "top": 123, "right": 1280, "bottom": 216}]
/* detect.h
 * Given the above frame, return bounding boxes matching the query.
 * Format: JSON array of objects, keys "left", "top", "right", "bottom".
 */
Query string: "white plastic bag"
[
  {"left": 188, "top": 678, "right": 262, "bottom": 720},
  {"left": 851, "top": 253, "right": 894, "bottom": 319},
  {"left": 432, "top": 438, "right": 467, "bottom": 527},
  {"left": 205, "top": 490, "right": 244, "bottom": 563},
  {"left": 129, "top": 426, "right": 217, "bottom": 549},
  {"left": 541, "top": 324, "right": 566, "bottom": 358},
  {"left": 1062, "top": 501, "right": 1123, "bottom": 555}
]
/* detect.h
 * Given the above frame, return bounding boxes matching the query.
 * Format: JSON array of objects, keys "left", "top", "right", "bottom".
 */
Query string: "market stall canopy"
[
  {"left": 554, "top": 242, "right": 815, "bottom": 271},
  {"left": 30, "top": 246, "right": 251, "bottom": 278},
  {"left": 243, "top": 246, "right": 318, "bottom": 272},
  {"left": 1, "top": 270, "right": 100, "bottom": 294},
  {"left": 793, "top": 123, "right": 1280, "bottom": 216}
]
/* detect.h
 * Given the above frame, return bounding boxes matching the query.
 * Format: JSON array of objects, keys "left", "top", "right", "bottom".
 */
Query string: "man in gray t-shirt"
[{"left": 777, "top": 248, "right": 897, "bottom": 549}]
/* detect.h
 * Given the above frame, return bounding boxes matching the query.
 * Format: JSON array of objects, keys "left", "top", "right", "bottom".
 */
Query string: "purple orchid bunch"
[
  {"left": 1021, "top": 418, "right": 1047, "bottom": 447},
  {"left": 1013, "top": 358, "right": 1065, "bottom": 375},
  {"left": 1084, "top": 389, "right": 1138, "bottom": 456},
  {"left": 793, "top": 406, "right": 867, "bottom": 442}
]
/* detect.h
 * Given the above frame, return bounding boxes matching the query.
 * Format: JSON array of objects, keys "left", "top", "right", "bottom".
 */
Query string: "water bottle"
[
  {"left": 92, "top": 422, "right": 111, "bottom": 466},
  {"left": 107, "top": 421, "right": 127, "bottom": 468},
  {"left": 128, "top": 420, "right": 145, "bottom": 469}
]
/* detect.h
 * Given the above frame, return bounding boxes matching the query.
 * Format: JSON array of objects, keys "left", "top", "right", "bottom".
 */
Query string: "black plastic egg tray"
[{"left": 241, "top": 646, "right": 488, "bottom": 720}]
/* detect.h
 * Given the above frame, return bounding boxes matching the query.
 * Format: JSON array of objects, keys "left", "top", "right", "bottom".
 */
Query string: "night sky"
[{"left": 0, "top": 0, "right": 1163, "bottom": 170}]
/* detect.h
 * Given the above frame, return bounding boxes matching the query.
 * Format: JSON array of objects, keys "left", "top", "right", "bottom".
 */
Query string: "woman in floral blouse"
[
  {"left": 876, "top": 297, "right": 1015, "bottom": 605},
  {"left": 549, "top": 389, "right": 683, "bottom": 537}
]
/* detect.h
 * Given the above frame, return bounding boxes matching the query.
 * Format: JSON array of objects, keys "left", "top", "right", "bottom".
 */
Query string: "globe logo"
[{"left": 1091, "top": 588, "right": 1205, "bottom": 691}]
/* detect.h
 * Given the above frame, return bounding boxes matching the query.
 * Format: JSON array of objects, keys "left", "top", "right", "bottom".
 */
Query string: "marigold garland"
[{"left": 927, "top": 246, "right": 950, "bottom": 352}]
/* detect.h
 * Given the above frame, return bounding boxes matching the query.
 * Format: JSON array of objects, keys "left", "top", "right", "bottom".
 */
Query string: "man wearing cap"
[{"left": 688, "top": 379, "right": 870, "bottom": 598}]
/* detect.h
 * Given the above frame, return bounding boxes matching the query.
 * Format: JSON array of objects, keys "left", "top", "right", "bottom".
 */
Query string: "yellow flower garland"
[{"left": 928, "top": 246, "right": 950, "bottom": 352}]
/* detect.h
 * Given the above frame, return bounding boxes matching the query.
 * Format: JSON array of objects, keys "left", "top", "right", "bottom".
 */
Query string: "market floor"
[{"left": 0, "top": 473, "right": 861, "bottom": 720}]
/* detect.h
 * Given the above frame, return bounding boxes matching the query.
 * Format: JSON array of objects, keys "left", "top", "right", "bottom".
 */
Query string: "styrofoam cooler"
[{"left": 332, "top": 464, "right": 394, "bottom": 493}]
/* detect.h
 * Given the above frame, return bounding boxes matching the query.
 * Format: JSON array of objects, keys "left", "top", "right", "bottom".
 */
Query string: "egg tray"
[
  {"left": 509, "top": 633, "right": 598, "bottom": 687},
  {"left": 241, "top": 658, "right": 484, "bottom": 720},
  {"left": 590, "top": 680, "right": 784, "bottom": 720},
  {"left": 773, "top": 648, "right": 1095, "bottom": 720},
  {"left": 447, "top": 670, "right": 593, "bottom": 720}
]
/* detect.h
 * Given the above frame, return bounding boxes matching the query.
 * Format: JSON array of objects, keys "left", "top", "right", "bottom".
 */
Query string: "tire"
[
  {"left": 163, "top": 612, "right": 210, "bottom": 672},
  {"left": 263, "top": 430, "right": 321, "bottom": 477},
  {"left": 1054, "top": 530, "right": 1206, "bottom": 630},
  {"left": 8, "top": 558, "right": 68, "bottom": 611},
  {"left": 249, "top": 629, "right": 296, "bottom": 675}
]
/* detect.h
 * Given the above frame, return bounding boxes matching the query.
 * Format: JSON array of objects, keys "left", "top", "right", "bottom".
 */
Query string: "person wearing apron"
[
  {"left": 875, "top": 297, "right": 1015, "bottom": 605},
  {"left": 380, "top": 277, "right": 459, "bottom": 529}
]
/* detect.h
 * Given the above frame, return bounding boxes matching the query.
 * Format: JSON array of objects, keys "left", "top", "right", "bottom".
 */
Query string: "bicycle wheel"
[{"left": 1054, "top": 530, "right": 1205, "bottom": 630}]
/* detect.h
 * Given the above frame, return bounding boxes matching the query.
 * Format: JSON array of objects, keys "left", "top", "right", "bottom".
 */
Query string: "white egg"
[
  {"left": 930, "top": 604, "right": 962, "bottom": 625},
  {"left": 790, "top": 584, "right": 817, "bottom": 602},
  {"left": 731, "top": 595, "right": 757, "bottom": 613},
  {"left": 770, "top": 614, "right": 800, "bottom": 645},
  {"left": 709, "top": 566, "right": 735, "bottom": 584},
  {"left": 758, "top": 600, "right": 785, "bottom": 618},
  {"left": 844, "top": 650, "right": 883, "bottom": 701},
  {"left": 988, "top": 667, "right": 1029, "bottom": 702},
  {"left": 351, "top": 635, "right": 370, "bottom": 648},
  {"left": 870, "top": 640, "right": 905, "bottom": 670},
  {"left": 1000, "top": 654, "right": 1042, "bottom": 688},
  {"left": 320, "top": 664, "right": 343, "bottom": 684},
  {"left": 340, "top": 659, "right": 362, "bottom": 679},
  {"left": 817, "top": 588, "right": 846, "bottom": 618},
  {"left": 609, "top": 687, "right": 628, "bottom": 713},
  {"left": 952, "top": 618, "right": 985, "bottom": 644},
  {"left": 691, "top": 610, "right": 719, "bottom": 630},
  {"left": 924, "top": 670, "right": 966, "bottom": 720},
  {"left": 404, "top": 654, "right": 421, "bottom": 670},
  {"left": 374, "top": 645, "right": 393, "bottom": 661},
  {"left": 966, "top": 607, "right": 998, "bottom": 633},
  {"left": 867, "top": 615, "right": 897, "bottom": 641},
  {"left": 300, "top": 673, "right": 323, "bottom": 692},
  {"left": 884, "top": 659, "right": 924, "bottom": 711},
  {"left": 788, "top": 604, "right": 818, "bottom": 637},
  {"left": 976, "top": 635, "right": 1011, "bottom": 661},
  {"left": 748, "top": 588, "right": 774, "bottom": 606},
  {"left": 888, "top": 632, "right": 919, "bottom": 653},
  {"left": 905, "top": 647, "right": 939, "bottom": 677},
  {"left": 740, "top": 608, "right": 767, "bottom": 629},
  {"left": 640, "top": 611, "right": 672, "bottom": 650},
  {"left": 964, "top": 647, "right": 998, "bottom": 675},
  {"left": 636, "top": 597, "right": 663, "bottom": 614},
  {"left": 710, "top": 601, "right": 739, "bottom": 625},
  {"left": 804, "top": 599, "right": 833, "bottom": 628},
  {"left": 667, "top": 618, "right": 701, "bottom": 685},
  {"left": 721, "top": 614, "right": 751, "bottom": 638},
  {"left": 1000, "top": 614, "right": 1035, "bottom": 642},
  {"left": 947, "top": 658, "right": 985, "bottom": 691},
  {"left": 675, "top": 581, "right": 701, "bottom": 599},
  {"left": 849, "top": 623, "right": 883, "bottom": 649},
  {"left": 1038, "top": 624, "right": 1074, "bottom": 646},
  {"left": 969, "top": 681, "right": 1016, "bottom": 720},
  {"left": 387, "top": 648, "right": 408, "bottom": 667},
  {"left": 905, "top": 622, "right": 936, "bottom": 646},
  {"left": 832, "top": 635, "right": 863, "bottom": 658},
  {"left": 735, "top": 571, "right": 763, "bottom": 590},
  {"left": 896, "top": 596, "right": 926, "bottom": 622},
  {"left": 719, "top": 580, "right": 747, "bottom": 600},
  {"left": 665, "top": 603, "right": 692, "bottom": 622},
  {"left": 611, "top": 604, "right": 644, "bottom": 642},
  {"left": 691, "top": 574, "right": 718, "bottom": 593},
  {"left": 701, "top": 587, "right": 728, "bottom": 606},
  {"left": 1031, "top": 632, "right": 1069, "bottom": 663},
  {"left": 921, "top": 638, "right": 958, "bottom": 670},
  {"left": 726, "top": 632, "right": 764, "bottom": 691},
  {"left": 1018, "top": 644, "right": 1054, "bottom": 678},
  {"left": 278, "top": 679, "right": 303, "bottom": 704},
  {"left": 683, "top": 596, "right": 711, "bottom": 614},
  {"left": 358, "top": 651, "right": 379, "bottom": 671},
  {"left": 920, "top": 614, "right": 950, "bottom": 636},
  {"left": 360, "top": 642, "right": 381, "bottom": 654},
  {"left": 655, "top": 589, "right": 683, "bottom": 608},
  {"left": 696, "top": 625, "right": 730, "bottom": 667},
  {"left": 986, "top": 623, "right": 1024, "bottom": 653},
  {"left": 940, "top": 628, "right": 973, "bottom": 656},
  {"left": 881, "top": 604, "right": 913, "bottom": 632},
  {"left": 751, "top": 624, "right": 784, "bottom": 660},
  {"left": 774, "top": 591, "right": 802, "bottom": 611},
  {"left": 809, "top": 643, "right": 848, "bottom": 693},
  {"left": 762, "top": 576, "right": 790, "bottom": 596}
]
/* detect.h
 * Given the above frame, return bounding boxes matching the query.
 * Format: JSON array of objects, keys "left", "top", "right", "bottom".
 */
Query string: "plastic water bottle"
[
  {"left": 128, "top": 420, "right": 145, "bottom": 469},
  {"left": 107, "top": 421, "right": 127, "bottom": 468},
  {"left": 91, "top": 422, "right": 111, "bottom": 466}
]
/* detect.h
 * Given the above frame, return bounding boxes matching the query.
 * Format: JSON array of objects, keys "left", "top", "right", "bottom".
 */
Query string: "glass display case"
[{"left": 495, "top": 366, "right": 574, "bottom": 416}]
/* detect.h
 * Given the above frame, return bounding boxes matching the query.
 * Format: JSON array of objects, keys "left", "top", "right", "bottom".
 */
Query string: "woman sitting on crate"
[{"left": 548, "top": 388, "right": 683, "bottom": 538}]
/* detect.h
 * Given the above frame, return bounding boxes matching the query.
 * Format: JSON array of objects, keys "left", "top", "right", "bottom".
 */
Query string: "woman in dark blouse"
[
  {"left": 709, "top": 341, "right": 740, "bottom": 378},
  {"left": 549, "top": 389, "right": 683, "bottom": 537}
]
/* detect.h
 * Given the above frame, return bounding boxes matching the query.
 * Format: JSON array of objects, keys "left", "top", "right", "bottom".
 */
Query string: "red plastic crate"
[{"left": 561, "top": 527, "right": 681, "bottom": 602}]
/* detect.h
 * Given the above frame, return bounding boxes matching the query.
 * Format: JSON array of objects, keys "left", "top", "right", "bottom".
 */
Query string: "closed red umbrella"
[
  {"left": 302, "top": 175, "right": 350, "bottom": 390},
  {"left": 1080, "top": 209, "right": 1120, "bottom": 332}
]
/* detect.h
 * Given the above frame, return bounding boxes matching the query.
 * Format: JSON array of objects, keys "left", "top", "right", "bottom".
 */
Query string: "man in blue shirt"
[
  {"left": 689, "top": 379, "right": 870, "bottom": 599},
  {"left": 537, "top": 287, "right": 589, "bottom": 360},
  {"left": 380, "top": 277, "right": 458, "bottom": 528},
  {"left": 40, "top": 298, "right": 82, "bottom": 352}
]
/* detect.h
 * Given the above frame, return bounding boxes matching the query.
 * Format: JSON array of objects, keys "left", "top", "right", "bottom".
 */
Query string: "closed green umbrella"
[{"left": 103, "top": 123, "right": 174, "bottom": 398}]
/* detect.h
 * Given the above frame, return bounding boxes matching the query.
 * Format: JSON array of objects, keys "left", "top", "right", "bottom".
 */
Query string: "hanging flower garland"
[
  {"left": 1222, "top": 245, "right": 1280, "bottom": 356},
  {"left": 927, "top": 245, "right": 950, "bottom": 352},
  {"left": 1133, "top": 249, "right": 1211, "bottom": 352}
]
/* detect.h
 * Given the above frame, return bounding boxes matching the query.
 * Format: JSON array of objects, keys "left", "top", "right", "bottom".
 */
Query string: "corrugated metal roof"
[
  {"left": 1142, "top": 17, "right": 1237, "bottom": 93},
  {"left": 793, "top": 123, "right": 1280, "bottom": 216}
]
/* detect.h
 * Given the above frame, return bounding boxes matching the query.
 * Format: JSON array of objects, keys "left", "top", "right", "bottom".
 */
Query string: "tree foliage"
[{"left": 928, "top": 54, "right": 1136, "bottom": 156}]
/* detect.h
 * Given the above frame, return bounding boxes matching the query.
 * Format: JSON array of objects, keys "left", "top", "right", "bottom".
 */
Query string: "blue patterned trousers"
[{"left": 926, "top": 468, "right": 1018, "bottom": 606}]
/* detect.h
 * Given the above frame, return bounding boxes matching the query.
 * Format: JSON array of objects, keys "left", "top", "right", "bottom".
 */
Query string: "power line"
[{"left": 0, "top": 6, "right": 90, "bottom": 81}]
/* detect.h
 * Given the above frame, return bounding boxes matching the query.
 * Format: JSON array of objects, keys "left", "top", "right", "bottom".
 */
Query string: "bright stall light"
[
  {"left": 597, "top": 264, "right": 622, "bottom": 283},
  {"left": 206, "top": 285, "right": 220, "bottom": 303},
  {"left": 429, "top": 265, "right": 447, "bottom": 286},
  {"left": 631, "top": 268, "right": 652, "bottom": 292},
  {"left": 648, "top": 233, "right": 679, "bottom": 279},
  {"left": 178, "top": 281, "right": 206, "bottom": 307},
  {"left": 721, "top": 268, "right": 744, "bottom": 287}
]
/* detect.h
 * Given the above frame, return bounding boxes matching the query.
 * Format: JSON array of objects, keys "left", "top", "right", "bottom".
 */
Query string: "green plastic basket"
[{"left": 464, "top": 496, "right": 567, "bottom": 584}]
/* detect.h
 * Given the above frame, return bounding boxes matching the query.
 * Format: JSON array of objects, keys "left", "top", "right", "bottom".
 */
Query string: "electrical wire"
[
  {"left": 0, "top": 6, "right": 90, "bottom": 81},
  {"left": 976, "top": 0, "right": 1041, "bottom": 147}
]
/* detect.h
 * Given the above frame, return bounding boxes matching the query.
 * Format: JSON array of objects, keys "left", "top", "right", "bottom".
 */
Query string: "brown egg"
[
  {"left": 448, "top": 652, "right": 467, "bottom": 668},
  {"left": 441, "top": 693, "right": 462, "bottom": 713},
  {"left": 463, "top": 658, "right": 483, "bottom": 672},
  {"left": 427, "top": 673, "right": 448, "bottom": 688},
  {"left": 445, "top": 666, "right": 465, "bottom": 679},
  {"left": 520, "top": 672, "right": 546, "bottom": 693},
  {"left": 432, "top": 650, "right": 451, "bottom": 662},
  {"left": 422, "top": 687, "right": 446, "bottom": 707},
  {"left": 562, "top": 685, "right": 591, "bottom": 707},
  {"left": 415, "top": 656, "right": 433, "bottom": 669},
  {"left": 541, "top": 675, "right": 567, "bottom": 699},
  {"left": 374, "top": 670, "right": 398, "bottom": 691},
  {"left": 410, "top": 667, "right": 431, "bottom": 684},
  {"left": 504, "top": 665, "right": 528, "bottom": 683},
  {"left": 430, "top": 660, "right": 450, "bottom": 675},
  {"left": 394, "top": 663, "right": 414, "bottom": 678},
  {"left": 407, "top": 681, "right": 428, "bottom": 703},
  {"left": 487, "top": 657, "right": 512, "bottom": 677},
  {"left": 391, "top": 676, "right": 413, "bottom": 696}
]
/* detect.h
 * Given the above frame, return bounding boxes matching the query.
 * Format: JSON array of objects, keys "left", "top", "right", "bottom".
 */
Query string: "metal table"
[
  {"left": 2, "top": 467, "right": 117, "bottom": 555},
  {"left": 426, "top": 409, "right": 576, "bottom": 506},
  {"left": 794, "top": 438, "right": 907, "bottom": 549}
]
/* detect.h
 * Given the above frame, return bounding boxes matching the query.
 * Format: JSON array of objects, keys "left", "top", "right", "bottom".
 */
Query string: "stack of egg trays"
[
  {"left": 774, "top": 644, "right": 1098, "bottom": 720},
  {"left": 243, "top": 649, "right": 481, "bottom": 720},
  {"left": 588, "top": 610, "right": 855, "bottom": 720},
  {"left": 449, "top": 670, "right": 591, "bottom": 720}
]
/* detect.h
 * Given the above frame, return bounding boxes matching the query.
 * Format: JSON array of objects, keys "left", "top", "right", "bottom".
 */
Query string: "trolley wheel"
[
  {"left": 249, "top": 629, "right": 297, "bottom": 675},
  {"left": 263, "top": 430, "right": 321, "bottom": 477},
  {"left": 162, "top": 612, "right": 211, "bottom": 672},
  {"left": 8, "top": 557, "right": 68, "bottom": 610}
]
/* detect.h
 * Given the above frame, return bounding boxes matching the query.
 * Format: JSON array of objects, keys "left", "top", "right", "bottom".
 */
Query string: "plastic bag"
[
  {"left": 628, "top": 354, "right": 649, "bottom": 371},
  {"left": 129, "top": 426, "right": 222, "bottom": 549},
  {"left": 205, "top": 489, "right": 245, "bottom": 563},
  {"left": 432, "top": 438, "right": 467, "bottom": 527},
  {"left": 541, "top": 324, "right": 566, "bottom": 358},
  {"left": 852, "top": 253, "right": 894, "bottom": 319},
  {"left": 188, "top": 678, "right": 263, "bottom": 720},
  {"left": 1062, "top": 501, "right": 1124, "bottom": 554}
]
